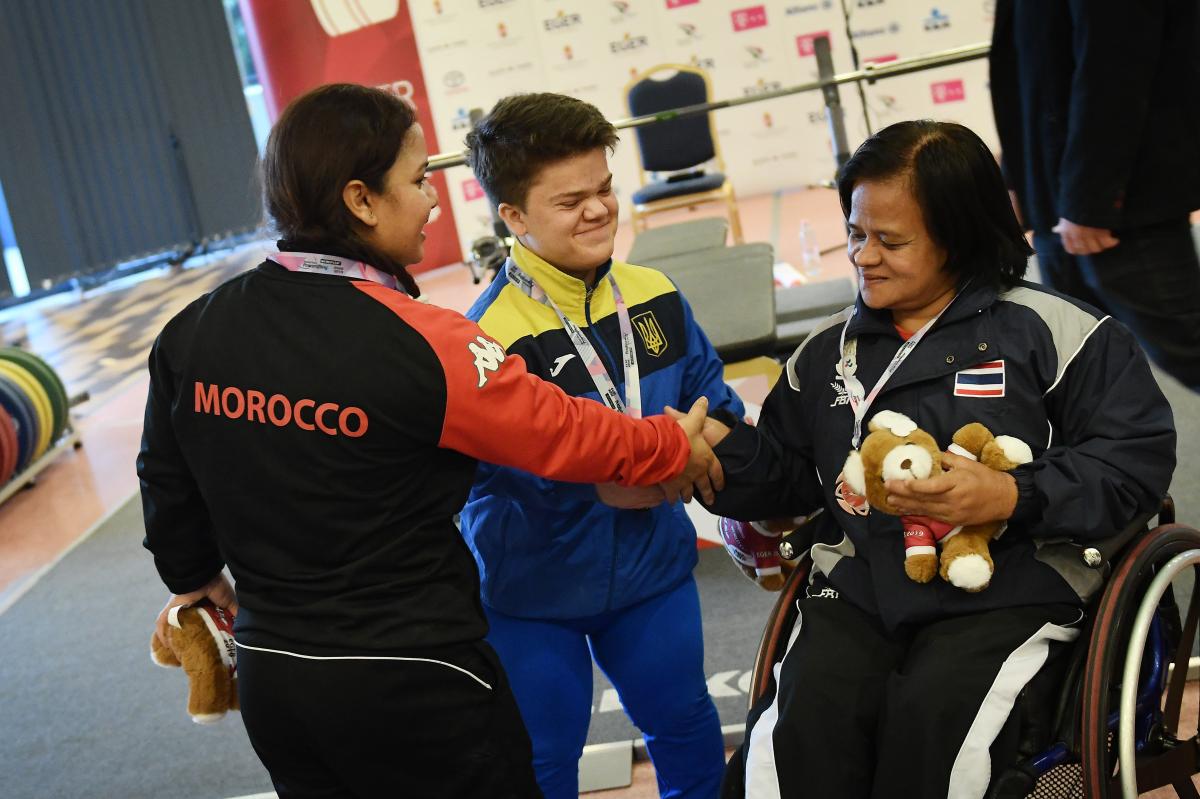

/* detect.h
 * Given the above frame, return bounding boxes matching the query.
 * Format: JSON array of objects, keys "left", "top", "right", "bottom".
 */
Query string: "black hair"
[
  {"left": 262, "top": 83, "right": 421, "bottom": 296},
  {"left": 837, "top": 120, "right": 1032, "bottom": 288},
  {"left": 465, "top": 93, "right": 619, "bottom": 208}
]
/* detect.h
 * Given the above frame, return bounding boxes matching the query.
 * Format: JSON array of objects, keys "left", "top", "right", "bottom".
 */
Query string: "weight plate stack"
[
  {"left": 0, "top": 360, "right": 51, "bottom": 460},
  {"left": 0, "top": 373, "right": 37, "bottom": 472},
  {"left": 0, "top": 348, "right": 68, "bottom": 446}
]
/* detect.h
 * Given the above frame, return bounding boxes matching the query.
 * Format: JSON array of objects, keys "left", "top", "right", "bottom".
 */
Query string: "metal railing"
[{"left": 427, "top": 41, "right": 990, "bottom": 172}]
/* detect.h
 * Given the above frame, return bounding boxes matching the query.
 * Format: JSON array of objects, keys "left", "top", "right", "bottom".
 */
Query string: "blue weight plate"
[{"left": 0, "top": 372, "right": 37, "bottom": 471}]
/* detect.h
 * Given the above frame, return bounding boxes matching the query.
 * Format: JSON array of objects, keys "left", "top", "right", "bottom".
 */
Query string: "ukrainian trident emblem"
[{"left": 632, "top": 312, "right": 668, "bottom": 356}]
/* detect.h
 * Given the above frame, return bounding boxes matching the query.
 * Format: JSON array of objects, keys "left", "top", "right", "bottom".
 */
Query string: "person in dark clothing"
[
  {"left": 137, "top": 84, "right": 722, "bottom": 799},
  {"left": 672, "top": 121, "right": 1175, "bottom": 798},
  {"left": 990, "top": 0, "right": 1200, "bottom": 391}
]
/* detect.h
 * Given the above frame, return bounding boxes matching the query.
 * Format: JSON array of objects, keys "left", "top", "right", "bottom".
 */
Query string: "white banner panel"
[{"left": 410, "top": 0, "right": 999, "bottom": 256}]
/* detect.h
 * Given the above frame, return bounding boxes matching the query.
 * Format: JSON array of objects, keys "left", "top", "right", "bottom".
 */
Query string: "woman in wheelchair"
[{"left": 694, "top": 121, "right": 1177, "bottom": 798}]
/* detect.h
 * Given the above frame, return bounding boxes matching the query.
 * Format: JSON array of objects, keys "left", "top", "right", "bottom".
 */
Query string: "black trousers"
[
  {"left": 237, "top": 640, "right": 541, "bottom": 799},
  {"left": 1033, "top": 218, "right": 1200, "bottom": 392},
  {"left": 722, "top": 586, "right": 1082, "bottom": 799}
]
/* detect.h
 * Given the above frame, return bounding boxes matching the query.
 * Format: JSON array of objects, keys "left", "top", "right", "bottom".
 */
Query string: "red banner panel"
[{"left": 239, "top": 0, "right": 461, "bottom": 270}]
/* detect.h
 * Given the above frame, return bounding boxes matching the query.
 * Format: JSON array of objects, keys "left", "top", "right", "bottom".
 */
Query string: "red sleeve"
[{"left": 354, "top": 283, "right": 689, "bottom": 487}]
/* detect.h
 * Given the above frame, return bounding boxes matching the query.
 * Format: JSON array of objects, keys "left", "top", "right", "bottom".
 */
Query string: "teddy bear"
[
  {"left": 841, "top": 411, "right": 1032, "bottom": 592},
  {"left": 150, "top": 599, "right": 239, "bottom": 723},
  {"left": 931, "top": 421, "right": 1033, "bottom": 591}
]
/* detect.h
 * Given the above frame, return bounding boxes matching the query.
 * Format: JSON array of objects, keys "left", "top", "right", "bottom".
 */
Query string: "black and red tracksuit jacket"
[{"left": 137, "top": 259, "right": 689, "bottom": 655}]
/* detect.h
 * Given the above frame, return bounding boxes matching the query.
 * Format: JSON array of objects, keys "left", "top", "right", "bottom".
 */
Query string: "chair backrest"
[{"left": 625, "top": 65, "right": 718, "bottom": 173}]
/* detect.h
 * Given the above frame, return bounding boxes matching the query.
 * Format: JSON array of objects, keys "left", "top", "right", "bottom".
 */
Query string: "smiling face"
[
  {"left": 497, "top": 147, "right": 618, "bottom": 283},
  {"left": 846, "top": 176, "right": 955, "bottom": 331},
  {"left": 357, "top": 124, "right": 439, "bottom": 266}
]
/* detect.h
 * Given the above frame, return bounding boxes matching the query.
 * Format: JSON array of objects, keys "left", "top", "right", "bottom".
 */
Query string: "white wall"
[{"left": 410, "top": 0, "right": 1000, "bottom": 255}]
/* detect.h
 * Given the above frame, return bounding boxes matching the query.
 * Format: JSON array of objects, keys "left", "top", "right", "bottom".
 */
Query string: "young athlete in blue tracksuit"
[{"left": 460, "top": 93, "right": 743, "bottom": 799}]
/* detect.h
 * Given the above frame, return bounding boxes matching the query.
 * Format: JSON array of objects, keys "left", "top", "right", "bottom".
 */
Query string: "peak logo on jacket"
[
  {"left": 468, "top": 335, "right": 506, "bottom": 387},
  {"left": 194, "top": 382, "right": 368, "bottom": 438}
]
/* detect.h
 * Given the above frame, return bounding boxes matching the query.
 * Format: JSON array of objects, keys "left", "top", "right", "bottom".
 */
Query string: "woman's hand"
[
  {"left": 660, "top": 397, "right": 725, "bottom": 504},
  {"left": 154, "top": 573, "right": 238, "bottom": 648},
  {"left": 885, "top": 452, "right": 1018, "bottom": 526},
  {"left": 596, "top": 482, "right": 666, "bottom": 509}
]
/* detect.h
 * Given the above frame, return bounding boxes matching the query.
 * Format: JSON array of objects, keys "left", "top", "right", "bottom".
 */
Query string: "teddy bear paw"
[
  {"left": 944, "top": 554, "right": 993, "bottom": 592},
  {"left": 190, "top": 711, "right": 227, "bottom": 725},
  {"left": 905, "top": 553, "right": 939, "bottom": 583}
]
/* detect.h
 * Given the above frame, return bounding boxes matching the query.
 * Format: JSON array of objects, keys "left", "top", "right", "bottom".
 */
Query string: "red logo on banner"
[
  {"left": 931, "top": 79, "right": 965, "bottom": 104},
  {"left": 795, "top": 31, "right": 830, "bottom": 57},
  {"left": 732, "top": 5, "right": 767, "bottom": 31},
  {"left": 462, "top": 179, "right": 485, "bottom": 202},
  {"left": 667, "top": 0, "right": 699, "bottom": 7}
]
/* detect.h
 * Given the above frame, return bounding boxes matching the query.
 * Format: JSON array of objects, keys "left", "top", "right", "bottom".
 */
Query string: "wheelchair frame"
[{"left": 746, "top": 499, "right": 1200, "bottom": 798}]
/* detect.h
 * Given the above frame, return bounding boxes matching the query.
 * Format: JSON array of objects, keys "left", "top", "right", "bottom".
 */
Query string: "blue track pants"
[{"left": 485, "top": 574, "right": 725, "bottom": 799}]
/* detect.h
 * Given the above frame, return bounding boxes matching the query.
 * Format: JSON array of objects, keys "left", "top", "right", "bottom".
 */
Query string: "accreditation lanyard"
[
  {"left": 838, "top": 295, "right": 958, "bottom": 449},
  {"left": 268, "top": 252, "right": 401, "bottom": 291},
  {"left": 505, "top": 258, "right": 642, "bottom": 418}
]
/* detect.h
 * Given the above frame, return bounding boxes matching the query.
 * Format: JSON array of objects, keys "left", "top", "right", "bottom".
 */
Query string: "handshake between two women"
[{"left": 595, "top": 397, "right": 735, "bottom": 511}]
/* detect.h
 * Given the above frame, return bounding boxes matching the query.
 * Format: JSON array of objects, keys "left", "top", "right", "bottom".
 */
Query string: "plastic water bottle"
[{"left": 799, "top": 220, "right": 821, "bottom": 276}]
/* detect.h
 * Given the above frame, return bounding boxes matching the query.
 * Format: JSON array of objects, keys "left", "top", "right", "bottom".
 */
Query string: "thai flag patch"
[{"left": 954, "top": 360, "right": 1005, "bottom": 397}]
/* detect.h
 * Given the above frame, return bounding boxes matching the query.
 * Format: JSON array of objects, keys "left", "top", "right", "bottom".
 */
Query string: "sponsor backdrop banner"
[
  {"left": 239, "top": 0, "right": 462, "bottom": 270},
  {"left": 411, "top": 0, "right": 999, "bottom": 258}
]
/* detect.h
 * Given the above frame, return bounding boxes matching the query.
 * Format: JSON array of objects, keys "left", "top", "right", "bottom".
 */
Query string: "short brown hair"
[{"left": 465, "top": 93, "right": 618, "bottom": 208}]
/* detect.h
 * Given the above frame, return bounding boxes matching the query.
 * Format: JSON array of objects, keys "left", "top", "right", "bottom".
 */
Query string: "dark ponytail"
[{"left": 263, "top": 84, "right": 421, "bottom": 296}]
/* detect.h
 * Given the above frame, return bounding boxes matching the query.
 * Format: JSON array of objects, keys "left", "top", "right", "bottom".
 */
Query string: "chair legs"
[{"left": 725, "top": 187, "right": 744, "bottom": 244}]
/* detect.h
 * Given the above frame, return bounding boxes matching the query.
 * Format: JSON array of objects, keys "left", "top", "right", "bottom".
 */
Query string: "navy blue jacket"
[{"left": 707, "top": 279, "right": 1175, "bottom": 630}]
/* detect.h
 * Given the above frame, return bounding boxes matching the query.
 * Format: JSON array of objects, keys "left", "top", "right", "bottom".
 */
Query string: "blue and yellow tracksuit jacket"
[{"left": 461, "top": 242, "right": 744, "bottom": 619}]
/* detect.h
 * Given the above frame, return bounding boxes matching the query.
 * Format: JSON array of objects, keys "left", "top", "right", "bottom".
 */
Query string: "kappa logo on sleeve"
[{"left": 468, "top": 336, "right": 506, "bottom": 387}]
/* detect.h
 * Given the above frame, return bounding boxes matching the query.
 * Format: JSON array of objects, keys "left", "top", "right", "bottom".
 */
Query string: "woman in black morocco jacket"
[{"left": 702, "top": 120, "right": 1175, "bottom": 799}]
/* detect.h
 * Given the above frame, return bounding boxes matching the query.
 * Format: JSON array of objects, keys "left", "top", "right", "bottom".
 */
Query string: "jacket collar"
[
  {"left": 844, "top": 276, "right": 999, "bottom": 339},
  {"left": 510, "top": 240, "right": 613, "bottom": 321}
]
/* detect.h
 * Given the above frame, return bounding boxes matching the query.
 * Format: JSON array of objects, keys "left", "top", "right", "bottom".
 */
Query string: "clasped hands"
[{"left": 597, "top": 400, "right": 734, "bottom": 509}]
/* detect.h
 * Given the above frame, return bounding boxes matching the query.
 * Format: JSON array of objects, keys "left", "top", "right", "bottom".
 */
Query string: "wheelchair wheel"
[{"left": 1080, "top": 523, "right": 1200, "bottom": 798}]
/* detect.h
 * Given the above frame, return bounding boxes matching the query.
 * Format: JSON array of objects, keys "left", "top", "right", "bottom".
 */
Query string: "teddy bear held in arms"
[
  {"left": 842, "top": 410, "right": 1032, "bottom": 593},
  {"left": 150, "top": 599, "right": 239, "bottom": 723}
]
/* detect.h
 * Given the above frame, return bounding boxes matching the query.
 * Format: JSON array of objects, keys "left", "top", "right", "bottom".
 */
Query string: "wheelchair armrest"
[{"left": 1079, "top": 496, "right": 1173, "bottom": 569}]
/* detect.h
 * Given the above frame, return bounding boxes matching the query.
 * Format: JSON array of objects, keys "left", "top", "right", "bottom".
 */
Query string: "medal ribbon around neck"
[
  {"left": 504, "top": 257, "right": 642, "bottom": 418},
  {"left": 268, "top": 252, "right": 401, "bottom": 291},
  {"left": 837, "top": 290, "right": 962, "bottom": 449}
]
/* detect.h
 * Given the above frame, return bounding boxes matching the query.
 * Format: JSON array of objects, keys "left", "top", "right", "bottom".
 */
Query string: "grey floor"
[{"left": 0, "top": 369, "right": 1194, "bottom": 798}]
